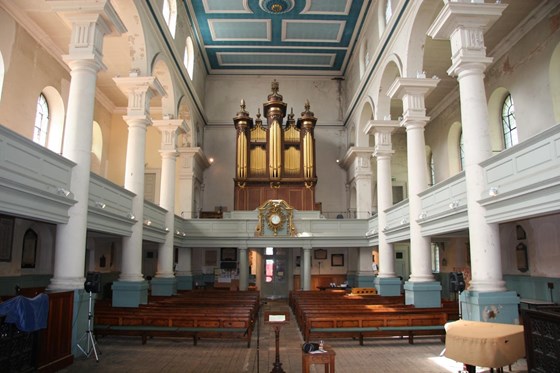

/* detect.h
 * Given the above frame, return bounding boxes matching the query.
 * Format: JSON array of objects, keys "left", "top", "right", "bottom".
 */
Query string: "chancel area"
[{"left": 0, "top": 0, "right": 559, "bottom": 372}]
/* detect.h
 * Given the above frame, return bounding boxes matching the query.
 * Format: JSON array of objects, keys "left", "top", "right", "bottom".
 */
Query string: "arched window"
[
  {"left": 21, "top": 229, "right": 38, "bottom": 269},
  {"left": 384, "top": 0, "right": 392, "bottom": 25},
  {"left": 162, "top": 0, "right": 177, "bottom": 38},
  {"left": 429, "top": 153, "right": 435, "bottom": 186},
  {"left": 184, "top": 36, "right": 195, "bottom": 79},
  {"left": 502, "top": 94, "right": 518, "bottom": 149},
  {"left": 459, "top": 131, "right": 465, "bottom": 171},
  {"left": 33, "top": 93, "right": 49, "bottom": 146}
]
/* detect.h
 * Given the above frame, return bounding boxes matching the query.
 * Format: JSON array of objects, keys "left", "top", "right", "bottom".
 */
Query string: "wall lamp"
[
  {"left": 418, "top": 211, "right": 428, "bottom": 220},
  {"left": 144, "top": 219, "right": 152, "bottom": 226},
  {"left": 127, "top": 212, "right": 136, "bottom": 220},
  {"left": 489, "top": 187, "right": 499, "bottom": 197},
  {"left": 57, "top": 187, "right": 71, "bottom": 197},
  {"left": 449, "top": 200, "right": 460, "bottom": 209},
  {"left": 95, "top": 201, "right": 106, "bottom": 209}
]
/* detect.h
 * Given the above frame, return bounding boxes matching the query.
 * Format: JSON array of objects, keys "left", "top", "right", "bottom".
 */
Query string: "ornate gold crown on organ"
[{"left": 233, "top": 80, "right": 319, "bottom": 212}]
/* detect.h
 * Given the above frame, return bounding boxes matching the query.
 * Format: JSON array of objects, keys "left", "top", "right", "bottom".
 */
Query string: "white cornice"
[{"left": 489, "top": 0, "right": 559, "bottom": 62}]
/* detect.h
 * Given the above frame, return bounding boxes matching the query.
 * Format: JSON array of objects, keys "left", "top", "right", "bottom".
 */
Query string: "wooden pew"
[
  {"left": 94, "top": 291, "right": 259, "bottom": 348},
  {"left": 304, "top": 311, "right": 448, "bottom": 345}
]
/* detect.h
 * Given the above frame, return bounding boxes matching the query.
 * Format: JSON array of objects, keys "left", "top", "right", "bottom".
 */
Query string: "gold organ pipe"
[
  {"left": 303, "top": 131, "right": 314, "bottom": 179},
  {"left": 269, "top": 119, "right": 282, "bottom": 179},
  {"left": 237, "top": 131, "right": 247, "bottom": 179}
]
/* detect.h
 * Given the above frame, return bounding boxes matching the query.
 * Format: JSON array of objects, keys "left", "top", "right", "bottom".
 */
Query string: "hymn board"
[{"left": 233, "top": 80, "right": 318, "bottom": 211}]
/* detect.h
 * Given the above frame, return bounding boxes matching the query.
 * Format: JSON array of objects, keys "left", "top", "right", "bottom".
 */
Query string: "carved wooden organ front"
[{"left": 233, "top": 80, "right": 318, "bottom": 211}]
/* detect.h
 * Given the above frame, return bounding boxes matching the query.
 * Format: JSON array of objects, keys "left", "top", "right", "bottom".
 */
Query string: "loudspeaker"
[
  {"left": 84, "top": 272, "right": 102, "bottom": 293},
  {"left": 449, "top": 272, "right": 465, "bottom": 293}
]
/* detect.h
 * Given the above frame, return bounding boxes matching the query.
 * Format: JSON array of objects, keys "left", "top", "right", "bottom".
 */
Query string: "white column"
[
  {"left": 114, "top": 74, "right": 165, "bottom": 282},
  {"left": 367, "top": 120, "right": 400, "bottom": 278},
  {"left": 302, "top": 246, "right": 312, "bottom": 290},
  {"left": 340, "top": 147, "right": 375, "bottom": 219},
  {"left": 153, "top": 119, "right": 182, "bottom": 279},
  {"left": 388, "top": 78, "right": 439, "bottom": 283},
  {"left": 49, "top": 2, "right": 125, "bottom": 290},
  {"left": 428, "top": 1, "right": 508, "bottom": 292},
  {"left": 238, "top": 246, "right": 248, "bottom": 291},
  {"left": 177, "top": 147, "right": 212, "bottom": 218}
]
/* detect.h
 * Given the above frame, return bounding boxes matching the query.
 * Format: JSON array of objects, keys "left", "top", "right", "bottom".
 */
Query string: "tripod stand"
[{"left": 76, "top": 290, "right": 100, "bottom": 362}]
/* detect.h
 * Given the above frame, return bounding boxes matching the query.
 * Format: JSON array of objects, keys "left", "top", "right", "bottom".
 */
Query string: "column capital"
[
  {"left": 48, "top": 0, "right": 127, "bottom": 35},
  {"left": 427, "top": 2, "right": 507, "bottom": 77},
  {"left": 49, "top": 0, "right": 125, "bottom": 64},
  {"left": 154, "top": 119, "right": 185, "bottom": 153},
  {"left": 388, "top": 78, "right": 439, "bottom": 127},
  {"left": 387, "top": 77, "right": 439, "bottom": 100},
  {"left": 365, "top": 120, "right": 400, "bottom": 157},
  {"left": 114, "top": 75, "right": 166, "bottom": 117},
  {"left": 339, "top": 146, "right": 375, "bottom": 171},
  {"left": 178, "top": 147, "right": 213, "bottom": 172}
]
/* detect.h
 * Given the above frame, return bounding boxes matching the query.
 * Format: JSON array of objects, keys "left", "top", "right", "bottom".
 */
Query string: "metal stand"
[{"left": 76, "top": 290, "right": 100, "bottom": 362}]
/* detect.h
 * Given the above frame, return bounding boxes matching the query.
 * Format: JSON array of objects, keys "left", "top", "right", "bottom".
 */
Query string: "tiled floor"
[{"left": 62, "top": 300, "right": 528, "bottom": 373}]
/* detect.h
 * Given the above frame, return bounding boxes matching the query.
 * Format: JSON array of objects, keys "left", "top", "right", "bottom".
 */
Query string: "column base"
[
  {"left": 404, "top": 281, "right": 442, "bottom": 307},
  {"left": 151, "top": 277, "right": 178, "bottom": 296},
  {"left": 374, "top": 277, "right": 402, "bottom": 296},
  {"left": 176, "top": 275, "right": 193, "bottom": 290},
  {"left": 354, "top": 274, "right": 376, "bottom": 288},
  {"left": 459, "top": 290, "right": 520, "bottom": 324},
  {"left": 111, "top": 280, "right": 149, "bottom": 307}
]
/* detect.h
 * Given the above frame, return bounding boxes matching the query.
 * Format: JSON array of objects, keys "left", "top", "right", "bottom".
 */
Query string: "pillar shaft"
[
  {"left": 428, "top": 1, "right": 508, "bottom": 293},
  {"left": 49, "top": 3, "right": 123, "bottom": 290}
]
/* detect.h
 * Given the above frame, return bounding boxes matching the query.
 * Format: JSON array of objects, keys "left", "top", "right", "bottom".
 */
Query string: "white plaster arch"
[
  {"left": 447, "top": 121, "right": 462, "bottom": 176},
  {"left": 115, "top": 1, "right": 150, "bottom": 75},
  {"left": 152, "top": 54, "right": 176, "bottom": 117},
  {"left": 178, "top": 96, "right": 193, "bottom": 147},
  {"left": 377, "top": 57, "right": 402, "bottom": 119},
  {"left": 402, "top": 0, "right": 442, "bottom": 78},
  {"left": 91, "top": 121, "right": 103, "bottom": 175},
  {"left": 488, "top": 87, "right": 510, "bottom": 153},
  {"left": 550, "top": 41, "right": 560, "bottom": 123},
  {"left": 356, "top": 97, "right": 375, "bottom": 147},
  {"left": 42, "top": 86, "right": 65, "bottom": 155}
]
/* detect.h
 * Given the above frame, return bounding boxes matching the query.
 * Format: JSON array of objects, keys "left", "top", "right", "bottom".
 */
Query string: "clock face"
[{"left": 270, "top": 213, "right": 281, "bottom": 225}]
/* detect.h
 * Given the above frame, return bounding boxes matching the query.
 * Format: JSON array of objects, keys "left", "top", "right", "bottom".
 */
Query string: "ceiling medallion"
[{"left": 260, "top": 0, "right": 294, "bottom": 15}]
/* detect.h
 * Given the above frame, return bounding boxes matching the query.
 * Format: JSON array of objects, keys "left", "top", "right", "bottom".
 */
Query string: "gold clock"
[{"left": 266, "top": 210, "right": 285, "bottom": 235}]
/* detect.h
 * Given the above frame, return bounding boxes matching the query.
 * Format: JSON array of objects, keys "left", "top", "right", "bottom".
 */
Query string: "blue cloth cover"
[{"left": 0, "top": 293, "right": 49, "bottom": 332}]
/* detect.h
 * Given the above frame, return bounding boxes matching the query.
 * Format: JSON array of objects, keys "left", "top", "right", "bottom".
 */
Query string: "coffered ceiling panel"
[{"left": 185, "top": 0, "right": 368, "bottom": 75}]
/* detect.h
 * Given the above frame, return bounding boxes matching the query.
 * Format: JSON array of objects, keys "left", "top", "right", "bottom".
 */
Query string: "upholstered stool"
[{"left": 302, "top": 345, "right": 335, "bottom": 373}]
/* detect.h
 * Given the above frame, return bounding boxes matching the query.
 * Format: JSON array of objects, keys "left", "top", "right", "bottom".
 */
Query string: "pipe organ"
[{"left": 233, "top": 80, "right": 318, "bottom": 211}]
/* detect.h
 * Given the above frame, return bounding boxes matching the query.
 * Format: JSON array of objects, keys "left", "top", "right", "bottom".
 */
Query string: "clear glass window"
[
  {"left": 502, "top": 94, "right": 518, "bottom": 149},
  {"left": 33, "top": 93, "right": 49, "bottom": 146}
]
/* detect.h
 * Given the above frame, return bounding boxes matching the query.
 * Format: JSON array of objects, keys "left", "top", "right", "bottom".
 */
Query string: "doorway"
[
  {"left": 261, "top": 247, "right": 290, "bottom": 299},
  {"left": 394, "top": 244, "right": 410, "bottom": 282}
]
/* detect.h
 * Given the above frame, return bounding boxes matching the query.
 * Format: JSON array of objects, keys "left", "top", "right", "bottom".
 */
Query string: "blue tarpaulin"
[{"left": 0, "top": 293, "right": 49, "bottom": 332}]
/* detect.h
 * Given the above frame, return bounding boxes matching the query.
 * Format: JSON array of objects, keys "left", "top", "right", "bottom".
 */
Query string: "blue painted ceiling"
[{"left": 183, "top": 0, "right": 370, "bottom": 75}]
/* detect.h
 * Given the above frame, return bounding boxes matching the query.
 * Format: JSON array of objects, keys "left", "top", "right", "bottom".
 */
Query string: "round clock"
[{"left": 269, "top": 213, "right": 282, "bottom": 225}]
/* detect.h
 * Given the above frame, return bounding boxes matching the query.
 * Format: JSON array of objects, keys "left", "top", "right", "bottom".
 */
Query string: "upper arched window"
[
  {"left": 162, "top": 0, "right": 177, "bottom": 38},
  {"left": 502, "top": 94, "right": 518, "bottom": 149},
  {"left": 384, "top": 0, "right": 392, "bottom": 25},
  {"left": 429, "top": 153, "right": 435, "bottom": 187},
  {"left": 33, "top": 93, "right": 49, "bottom": 146},
  {"left": 459, "top": 131, "right": 465, "bottom": 171},
  {"left": 184, "top": 36, "right": 195, "bottom": 79}
]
